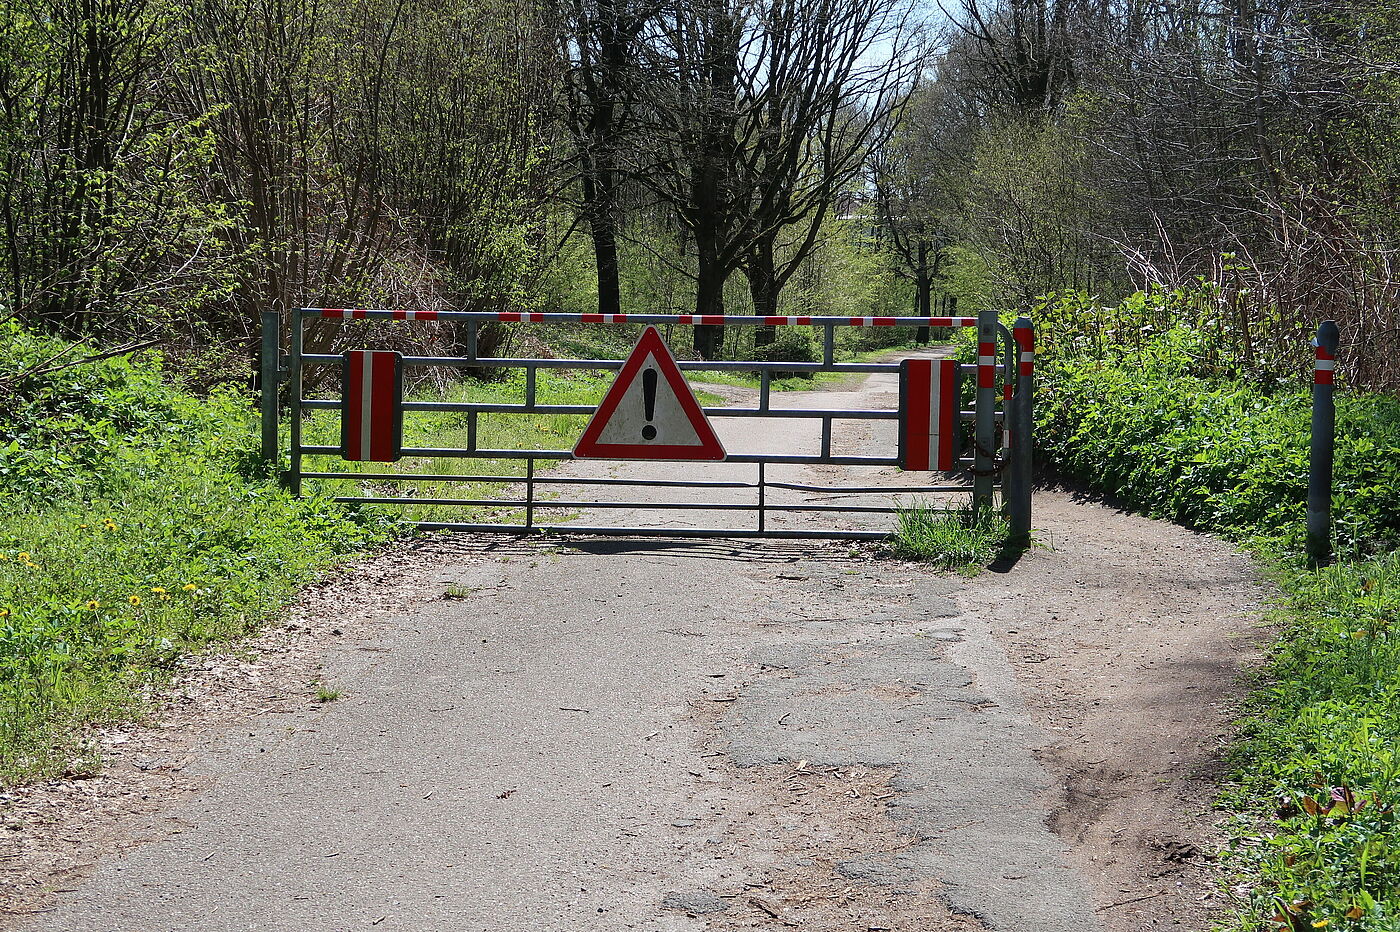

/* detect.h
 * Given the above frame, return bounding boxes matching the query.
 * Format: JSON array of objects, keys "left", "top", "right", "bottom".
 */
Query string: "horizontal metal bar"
[
  {"left": 334, "top": 496, "right": 912, "bottom": 515},
  {"left": 764, "top": 481, "right": 972, "bottom": 494},
  {"left": 299, "top": 308, "right": 977, "bottom": 329},
  {"left": 336, "top": 496, "right": 756, "bottom": 511},
  {"left": 300, "top": 445, "right": 902, "bottom": 466},
  {"left": 298, "top": 398, "right": 899, "bottom": 420},
  {"left": 305, "top": 472, "right": 972, "bottom": 495},
  {"left": 413, "top": 523, "right": 896, "bottom": 541},
  {"left": 300, "top": 353, "right": 902, "bottom": 374},
  {"left": 301, "top": 472, "right": 757, "bottom": 489}
]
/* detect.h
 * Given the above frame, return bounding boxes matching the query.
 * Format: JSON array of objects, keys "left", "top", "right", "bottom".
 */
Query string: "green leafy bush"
[
  {"left": 0, "top": 323, "right": 387, "bottom": 780},
  {"left": 1036, "top": 362, "right": 1400, "bottom": 556}
]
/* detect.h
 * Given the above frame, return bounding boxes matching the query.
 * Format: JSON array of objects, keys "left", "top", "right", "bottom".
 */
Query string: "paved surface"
[{"left": 15, "top": 354, "right": 1265, "bottom": 931}]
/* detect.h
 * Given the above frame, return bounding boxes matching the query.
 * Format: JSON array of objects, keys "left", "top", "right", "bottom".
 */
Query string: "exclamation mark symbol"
[{"left": 641, "top": 368, "right": 658, "bottom": 441}]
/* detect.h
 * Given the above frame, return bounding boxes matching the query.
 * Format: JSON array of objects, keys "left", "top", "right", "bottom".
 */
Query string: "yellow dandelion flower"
[
  {"left": 0, "top": 608, "right": 10, "bottom": 619},
  {"left": 128, "top": 595, "right": 142, "bottom": 607},
  {"left": 24, "top": 561, "right": 39, "bottom": 570},
  {"left": 183, "top": 584, "right": 198, "bottom": 592},
  {"left": 150, "top": 587, "right": 166, "bottom": 594},
  {"left": 79, "top": 523, "right": 89, "bottom": 530},
  {"left": 17, "top": 552, "right": 28, "bottom": 560},
  {"left": 86, "top": 600, "right": 100, "bottom": 611},
  {"left": 0, "top": 553, "right": 8, "bottom": 561}
]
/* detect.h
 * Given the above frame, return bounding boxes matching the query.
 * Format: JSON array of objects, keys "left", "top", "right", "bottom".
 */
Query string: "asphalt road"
[{"left": 19, "top": 355, "right": 1263, "bottom": 931}]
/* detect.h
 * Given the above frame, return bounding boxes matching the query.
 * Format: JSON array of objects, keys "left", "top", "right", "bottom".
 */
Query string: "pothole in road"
[{"left": 663, "top": 761, "right": 982, "bottom": 931}]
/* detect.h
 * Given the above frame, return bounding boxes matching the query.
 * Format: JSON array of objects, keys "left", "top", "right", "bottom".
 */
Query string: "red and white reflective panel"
[
  {"left": 497, "top": 311, "right": 545, "bottom": 322},
  {"left": 977, "top": 341, "right": 997, "bottom": 389},
  {"left": 341, "top": 350, "right": 403, "bottom": 463},
  {"left": 321, "top": 308, "right": 368, "bottom": 319},
  {"left": 1013, "top": 324, "right": 1035, "bottom": 377},
  {"left": 1315, "top": 344, "right": 1336, "bottom": 385},
  {"left": 900, "top": 358, "right": 959, "bottom": 472}
]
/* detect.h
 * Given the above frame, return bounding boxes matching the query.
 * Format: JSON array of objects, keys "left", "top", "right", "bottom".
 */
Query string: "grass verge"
[
  {"left": 887, "top": 501, "right": 1010, "bottom": 571},
  {"left": 0, "top": 322, "right": 390, "bottom": 782}
]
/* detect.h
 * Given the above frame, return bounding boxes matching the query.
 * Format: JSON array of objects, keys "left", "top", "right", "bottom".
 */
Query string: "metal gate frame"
[{"left": 261, "top": 307, "right": 1035, "bottom": 541}]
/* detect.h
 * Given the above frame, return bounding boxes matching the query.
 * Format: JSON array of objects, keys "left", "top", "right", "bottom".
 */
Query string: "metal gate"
[{"left": 260, "top": 307, "right": 1034, "bottom": 541}]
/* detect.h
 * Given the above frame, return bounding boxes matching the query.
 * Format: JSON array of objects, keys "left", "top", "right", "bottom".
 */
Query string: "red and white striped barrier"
[
  {"left": 341, "top": 350, "right": 404, "bottom": 463},
  {"left": 899, "top": 358, "right": 960, "bottom": 471},
  {"left": 320, "top": 308, "right": 440, "bottom": 320},
  {"left": 1013, "top": 320, "right": 1035, "bottom": 379},
  {"left": 306, "top": 308, "right": 980, "bottom": 328}
]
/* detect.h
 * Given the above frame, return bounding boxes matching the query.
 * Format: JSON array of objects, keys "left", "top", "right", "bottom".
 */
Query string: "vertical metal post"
[
  {"left": 525, "top": 456, "right": 535, "bottom": 530},
  {"left": 260, "top": 310, "right": 279, "bottom": 466},
  {"left": 973, "top": 308, "right": 998, "bottom": 515},
  {"left": 820, "top": 416, "right": 832, "bottom": 459},
  {"left": 759, "top": 370, "right": 771, "bottom": 412},
  {"left": 757, "top": 462, "right": 766, "bottom": 534},
  {"left": 1307, "top": 320, "right": 1339, "bottom": 566},
  {"left": 1008, "top": 317, "right": 1035, "bottom": 545},
  {"left": 823, "top": 325, "right": 835, "bottom": 367},
  {"left": 286, "top": 309, "right": 304, "bottom": 495},
  {"left": 525, "top": 366, "right": 537, "bottom": 411}
]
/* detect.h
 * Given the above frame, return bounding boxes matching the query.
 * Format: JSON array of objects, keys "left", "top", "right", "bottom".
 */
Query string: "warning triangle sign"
[{"left": 573, "top": 327, "right": 727, "bottom": 461}]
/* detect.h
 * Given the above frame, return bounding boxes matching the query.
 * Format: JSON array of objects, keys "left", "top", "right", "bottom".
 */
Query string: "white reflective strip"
[
  {"left": 1021, "top": 351, "right": 1035, "bottom": 362},
  {"left": 360, "top": 353, "right": 374, "bottom": 461},
  {"left": 1316, "top": 360, "right": 1336, "bottom": 371},
  {"left": 977, "top": 356, "right": 995, "bottom": 365},
  {"left": 927, "top": 363, "right": 940, "bottom": 466}
]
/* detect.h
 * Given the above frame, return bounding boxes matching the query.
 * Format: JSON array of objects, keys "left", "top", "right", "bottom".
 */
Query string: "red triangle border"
[{"left": 573, "top": 327, "right": 727, "bottom": 461}]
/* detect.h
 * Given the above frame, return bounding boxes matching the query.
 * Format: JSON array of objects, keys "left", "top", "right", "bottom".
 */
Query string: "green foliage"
[
  {"left": 0, "top": 323, "right": 386, "bottom": 781},
  {"left": 888, "top": 501, "right": 1009, "bottom": 570},
  {"left": 1219, "top": 551, "right": 1400, "bottom": 931},
  {"left": 1036, "top": 361, "right": 1400, "bottom": 558},
  {"left": 745, "top": 328, "right": 819, "bottom": 369}
]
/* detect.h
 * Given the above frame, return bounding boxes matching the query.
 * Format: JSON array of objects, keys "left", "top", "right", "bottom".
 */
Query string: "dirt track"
[{"left": 1, "top": 358, "right": 1267, "bottom": 931}]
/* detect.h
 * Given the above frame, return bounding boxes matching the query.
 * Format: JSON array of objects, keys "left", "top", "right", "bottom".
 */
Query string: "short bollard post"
[
  {"left": 973, "top": 308, "right": 998, "bottom": 516},
  {"left": 1008, "top": 316, "right": 1035, "bottom": 546},
  {"left": 259, "top": 310, "right": 279, "bottom": 467},
  {"left": 1307, "top": 320, "right": 1339, "bottom": 566}
]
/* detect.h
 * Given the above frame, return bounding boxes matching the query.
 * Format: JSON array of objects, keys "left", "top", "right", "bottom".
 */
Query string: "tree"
[
  {"left": 738, "top": 0, "right": 920, "bottom": 345},
  {"left": 558, "top": 0, "right": 657, "bottom": 316}
]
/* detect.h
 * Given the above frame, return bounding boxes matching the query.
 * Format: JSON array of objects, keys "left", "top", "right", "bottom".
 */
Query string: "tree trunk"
[
  {"left": 581, "top": 168, "right": 622, "bottom": 316},
  {"left": 914, "top": 240, "right": 932, "bottom": 343},
  {"left": 694, "top": 269, "right": 725, "bottom": 359},
  {"left": 747, "top": 240, "right": 778, "bottom": 347},
  {"left": 692, "top": 202, "right": 727, "bottom": 359}
]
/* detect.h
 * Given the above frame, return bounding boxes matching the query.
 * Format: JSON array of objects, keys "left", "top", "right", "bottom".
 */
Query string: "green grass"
[
  {"left": 0, "top": 321, "right": 388, "bottom": 782},
  {"left": 1030, "top": 316, "right": 1400, "bottom": 930},
  {"left": 1217, "top": 549, "right": 1400, "bottom": 930},
  {"left": 887, "top": 500, "right": 1010, "bottom": 570}
]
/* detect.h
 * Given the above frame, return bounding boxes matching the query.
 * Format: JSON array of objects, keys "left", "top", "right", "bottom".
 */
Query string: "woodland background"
[{"left": 1, "top": 0, "right": 1395, "bottom": 386}]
